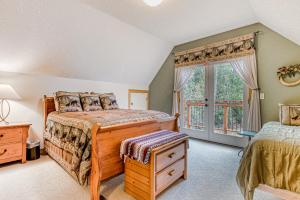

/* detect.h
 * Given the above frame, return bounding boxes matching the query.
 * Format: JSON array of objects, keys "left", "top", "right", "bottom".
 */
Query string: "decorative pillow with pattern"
[
  {"left": 80, "top": 94, "right": 103, "bottom": 111},
  {"left": 99, "top": 93, "right": 119, "bottom": 110},
  {"left": 55, "top": 91, "right": 83, "bottom": 112},
  {"left": 279, "top": 104, "right": 300, "bottom": 126}
]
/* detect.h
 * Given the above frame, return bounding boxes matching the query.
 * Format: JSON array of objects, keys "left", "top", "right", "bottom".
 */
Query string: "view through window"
[
  {"left": 182, "top": 66, "right": 206, "bottom": 131},
  {"left": 182, "top": 63, "right": 245, "bottom": 136},
  {"left": 214, "top": 63, "right": 244, "bottom": 136}
]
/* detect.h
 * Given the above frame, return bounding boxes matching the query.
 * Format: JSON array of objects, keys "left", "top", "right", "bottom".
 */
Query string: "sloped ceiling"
[
  {"left": 249, "top": 0, "right": 300, "bottom": 45},
  {"left": 1, "top": 0, "right": 299, "bottom": 86},
  {"left": 82, "top": 0, "right": 258, "bottom": 44},
  {"left": 0, "top": 0, "right": 172, "bottom": 86}
]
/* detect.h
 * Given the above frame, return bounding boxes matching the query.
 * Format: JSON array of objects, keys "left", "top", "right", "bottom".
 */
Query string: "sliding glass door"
[{"left": 181, "top": 62, "right": 248, "bottom": 147}]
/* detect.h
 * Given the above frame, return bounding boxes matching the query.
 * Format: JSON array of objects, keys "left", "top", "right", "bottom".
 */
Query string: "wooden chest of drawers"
[
  {"left": 0, "top": 123, "right": 31, "bottom": 164},
  {"left": 124, "top": 137, "right": 188, "bottom": 200}
]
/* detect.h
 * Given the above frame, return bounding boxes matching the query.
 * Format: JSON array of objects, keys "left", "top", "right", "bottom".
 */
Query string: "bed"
[
  {"left": 236, "top": 121, "right": 300, "bottom": 200},
  {"left": 43, "top": 96, "right": 179, "bottom": 200}
]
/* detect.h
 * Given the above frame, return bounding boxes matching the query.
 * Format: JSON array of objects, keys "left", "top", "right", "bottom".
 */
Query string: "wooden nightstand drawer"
[
  {"left": 0, "top": 128, "right": 22, "bottom": 145},
  {"left": 0, "top": 123, "right": 31, "bottom": 164},
  {"left": 156, "top": 158, "right": 185, "bottom": 194},
  {"left": 0, "top": 143, "right": 22, "bottom": 163},
  {"left": 156, "top": 143, "right": 185, "bottom": 172}
]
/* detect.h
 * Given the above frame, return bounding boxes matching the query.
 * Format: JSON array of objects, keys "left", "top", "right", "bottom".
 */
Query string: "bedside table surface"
[
  {"left": 0, "top": 123, "right": 31, "bottom": 128},
  {"left": 239, "top": 130, "right": 257, "bottom": 137}
]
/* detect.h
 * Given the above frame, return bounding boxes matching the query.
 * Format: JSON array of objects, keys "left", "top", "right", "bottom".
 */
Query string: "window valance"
[{"left": 174, "top": 33, "right": 255, "bottom": 67}]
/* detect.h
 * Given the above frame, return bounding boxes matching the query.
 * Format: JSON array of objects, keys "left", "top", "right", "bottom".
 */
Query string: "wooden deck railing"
[{"left": 185, "top": 100, "right": 243, "bottom": 134}]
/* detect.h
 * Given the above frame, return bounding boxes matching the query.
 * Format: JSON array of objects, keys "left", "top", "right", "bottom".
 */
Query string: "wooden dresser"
[
  {"left": 124, "top": 137, "right": 188, "bottom": 200},
  {"left": 0, "top": 123, "right": 31, "bottom": 164}
]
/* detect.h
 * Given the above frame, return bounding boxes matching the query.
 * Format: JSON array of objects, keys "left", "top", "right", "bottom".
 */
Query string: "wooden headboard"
[{"left": 43, "top": 95, "right": 55, "bottom": 129}]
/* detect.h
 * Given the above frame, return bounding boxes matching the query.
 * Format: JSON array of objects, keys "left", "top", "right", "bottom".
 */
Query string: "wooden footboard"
[
  {"left": 258, "top": 184, "right": 300, "bottom": 200},
  {"left": 43, "top": 96, "right": 179, "bottom": 200},
  {"left": 90, "top": 118, "right": 179, "bottom": 200}
]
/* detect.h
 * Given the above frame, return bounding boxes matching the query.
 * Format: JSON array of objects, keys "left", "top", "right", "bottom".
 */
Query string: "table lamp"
[{"left": 0, "top": 84, "right": 21, "bottom": 124}]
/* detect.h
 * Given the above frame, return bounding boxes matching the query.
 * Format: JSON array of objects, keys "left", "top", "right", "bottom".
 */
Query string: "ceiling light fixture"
[{"left": 143, "top": 0, "right": 162, "bottom": 7}]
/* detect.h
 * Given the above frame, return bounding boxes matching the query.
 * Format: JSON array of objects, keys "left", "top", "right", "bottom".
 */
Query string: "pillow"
[
  {"left": 55, "top": 91, "right": 83, "bottom": 112},
  {"left": 80, "top": 93, "right": 103, "bottom": 111},
  {"left": 99, "top": 93, "right": 119, "bottom": 110},
  {"left": 279, "top": 104, "right": 300, "bottom": 125}
]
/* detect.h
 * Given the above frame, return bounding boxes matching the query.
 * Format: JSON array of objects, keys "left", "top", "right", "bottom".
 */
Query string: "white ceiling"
[
  {"left": 1, "top": 0, "right": 300, "bottom": 87},
  {"left": 81, "top": 0, "right": 258, "bottom": 44},
  {"left": 249, "top": 0, "right": 300, "bottom": 45},
  {"left": 0, "top": 0, "right": 172, "bottom": 86}
]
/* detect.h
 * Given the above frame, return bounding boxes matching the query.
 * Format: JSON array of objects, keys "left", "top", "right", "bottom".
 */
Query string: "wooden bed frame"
[
  {"left": 43, "top": 96, "right": 179, "bottom": 200},
  {"left": 258, "top": 184, "right": 300, "bottom": 200}
]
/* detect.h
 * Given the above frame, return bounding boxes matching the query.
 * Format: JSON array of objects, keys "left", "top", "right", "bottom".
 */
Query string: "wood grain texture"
[
  {"left": 0, "top": 128, "right": 22, "bottom": 145},
  {"left": 156, "top": 143, "right": 185, "bottom": 172},
  {"left": 128, "top": 89, "right": 149, "bottom": 109},
  {"left": 43, "top": 96, "right": 179, "bottom": 200},
  {"left": 0, "top": 143, "right": 22, "bottom": 161},
  {"left": 43, "top": 95, "right": 56, "bottom": 129},
  {"left": 124, "top": 138, "right": 188, "bottom": 200},
  {"left": 258, "top": 184, "right": 300, "bottom": 200},
  {"left": 156, "top": 158, "right": 185, "bottom": 195},
  {"left": 0, "top": 123, "right": 30, "bottom": 164}
]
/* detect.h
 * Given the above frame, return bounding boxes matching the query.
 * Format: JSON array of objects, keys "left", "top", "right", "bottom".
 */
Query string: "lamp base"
[
  {"left": 0, "top": 99, "right": 10, "bottom": 124},
  {"left": 0, "top": 120, "right": 9, "bottom": 125}
]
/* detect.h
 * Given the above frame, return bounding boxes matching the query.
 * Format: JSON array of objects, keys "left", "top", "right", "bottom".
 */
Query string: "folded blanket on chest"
[{"left": 120, "top": 130, "right": 188, "bottom": 164}]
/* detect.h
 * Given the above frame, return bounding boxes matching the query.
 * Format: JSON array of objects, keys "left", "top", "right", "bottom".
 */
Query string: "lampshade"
[
  {"left": 143, "top": 0, "right": 162, "bottom": 7},
  {"left": 0, "top": 84, "right": 21, "bottom": 100}
]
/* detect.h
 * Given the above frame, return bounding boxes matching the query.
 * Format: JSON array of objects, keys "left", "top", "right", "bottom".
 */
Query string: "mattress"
[
  {"left": 236, "top": 122, "right": 300, "bottom": 200},
  {"left": 44, "top": 109, "right": 173, "bottom": 185}
]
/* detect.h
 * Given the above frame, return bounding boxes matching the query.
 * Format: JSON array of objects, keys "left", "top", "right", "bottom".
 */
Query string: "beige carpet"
[{"left": 0, "top": 139, "right": 280, "bottom": 200}]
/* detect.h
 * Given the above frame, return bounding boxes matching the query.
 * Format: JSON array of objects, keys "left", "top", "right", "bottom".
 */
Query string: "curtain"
[
  {"left": 229, "top": 53, "right": 261, "bottom": 132},
  {"left": 172, "top": 66, "right": 196, "bottom": 115}
]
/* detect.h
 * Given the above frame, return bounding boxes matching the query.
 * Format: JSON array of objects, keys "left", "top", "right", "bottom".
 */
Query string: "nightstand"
[
  {"left": 239, "top": 130, "right": 257, "bottom": 142},
  {"left": 0, "top": 123, "right": 31, "bottom": 164},
  {"left": 238, "top": 130, "right": 257, "bottom": 157}
]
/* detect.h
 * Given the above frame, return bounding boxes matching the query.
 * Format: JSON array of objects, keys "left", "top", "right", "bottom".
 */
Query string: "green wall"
[{"left": 149, "top": 23, "right": 300, "bottom": 124}]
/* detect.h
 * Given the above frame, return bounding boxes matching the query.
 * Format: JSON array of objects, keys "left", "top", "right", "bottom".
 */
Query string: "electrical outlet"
[{"left": 260, "top": 92, "right": 265, "bottom": 100}]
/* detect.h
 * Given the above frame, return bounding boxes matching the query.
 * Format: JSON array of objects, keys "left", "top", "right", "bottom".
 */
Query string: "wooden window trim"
[{"left": 128, "top": 89, "right": 149, "bottom": 109}]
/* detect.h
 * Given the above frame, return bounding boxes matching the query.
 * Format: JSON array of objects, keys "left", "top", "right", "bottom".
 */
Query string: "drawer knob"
[
  {"left": 0, "top": 134, "right": 3, "bottom": 138},
  {"left": 0, "top": 149, "right": 7, "bottom": 156},
  {"left": 168, "top": 169, "right": 175, "bottom": 176},
  {"left": 168, "top": 152, "right": 176, "bottom": 158}
]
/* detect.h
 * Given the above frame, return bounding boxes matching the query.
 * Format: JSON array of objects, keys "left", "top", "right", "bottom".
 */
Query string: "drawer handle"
[
  {"left": 0, "top": 149, "right": 7, "bottom": 156},
  {"left": 168, "top": 152, "right": 176, "bottom": 158},
  {"left": 168, "top": 169, "right": 175, "bottom": 176},
  {"left": 0, "top": 134, "right": 3, "bottom": 138}
]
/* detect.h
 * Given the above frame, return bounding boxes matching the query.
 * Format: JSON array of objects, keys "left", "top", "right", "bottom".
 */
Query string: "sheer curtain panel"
[
  {"left": 172, "top": 66, "right": 196, "bottom": 115},
  {"left": 230, "top": 53, "right": 261, "bottom": 132}
]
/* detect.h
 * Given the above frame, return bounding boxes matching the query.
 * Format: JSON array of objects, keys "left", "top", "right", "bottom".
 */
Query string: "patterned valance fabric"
[{"left": 175, "top": 33, "right": 255, "bottom": 67}]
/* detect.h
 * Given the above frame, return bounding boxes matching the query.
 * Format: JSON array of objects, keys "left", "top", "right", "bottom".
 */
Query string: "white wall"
[
  {"left": 0, "top": 71, "right": 147, "bottom": 147},
  {"left": 0, "top": 0, "right": 171, "bottom": 148},
  {"left": 0, "top": 0, "right": 172, "bottom": 86}
]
